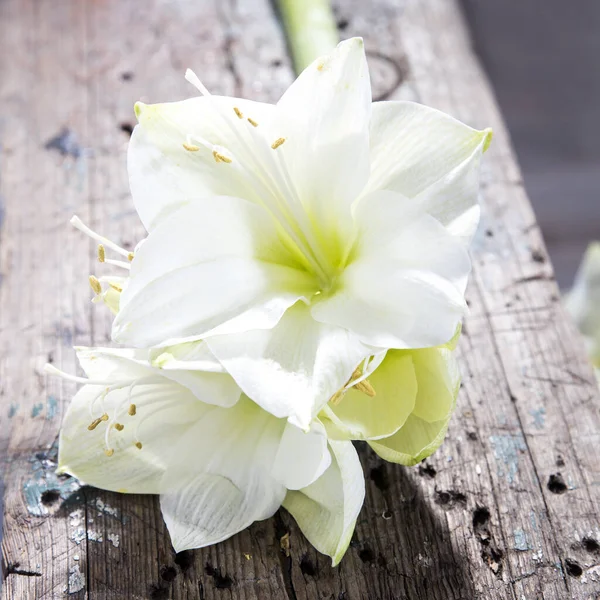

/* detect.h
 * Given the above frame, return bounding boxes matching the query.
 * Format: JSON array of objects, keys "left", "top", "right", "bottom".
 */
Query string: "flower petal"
[
  {"left": 283, "top": 440, "right": 364, "bottom": 566},
  {"left": 565, "top": 242, "right": 600, "bottom": 338},
  {"left": 325, "top": 351, "right": 417, "bottom": 440},
  {"left": 159, "top": 397, "right": 286, "bottom": 551},
  {"left": 113, "top": 197, "right": 316, "bottom": 348},
  {"left": 58, "top": 380, "right": 210, "bottom": 494},
  {"left": 312, "top": 263, "right": 466, "bottom": 349},
  {"left": 274, "top": 38, "right": 372, "bottom": 246},
  {"left": 149, "top": 342, "right": 241, "bottom": 408},
  {"left": 368, "top": 413, "right": 452, "bottom": 467},
  {"left": 312, "top": 190, "right": 470, "bottom": 349},
  {"left": 410, "top": 347, "right": 460, "bottom": 422},
  {"left": 365, "top": 101, "right": 491, "bottom": 243},
  {"left": 272, "top": 420, "right": 331, "bottom": 490},
  {"left": 74, "top": 346, "right": 153, "bottom": 381},
  {"left": 368, "top": 347, "right": 460, "bottom": 466},
  {"left": 130, "top": 97, "right": 276, "bottom": 231},
  {"left": 206, "top": 302, "right": 373, "bottom": 429}
]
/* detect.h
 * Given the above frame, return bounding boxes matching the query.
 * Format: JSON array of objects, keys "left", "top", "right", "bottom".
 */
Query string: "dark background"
[{"left": 463, "top": 0, "right": 600, "bottom": 288}]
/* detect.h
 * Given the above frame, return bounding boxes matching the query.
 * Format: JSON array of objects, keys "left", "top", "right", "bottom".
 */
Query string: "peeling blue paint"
[
  {"left": 529, "top": 407, "right": 546, "bottom": 430},
  {"left": 513, "top": 528, "right": 531, "bottom": 551},
  {"left": 22, "top": 446, "right": 80, "bottom": 517},
  {"left": 530, "top": 511, "right": 539, "bottom": 532},
  {"left": 489, "top": 434, "right": 527, "bottom": 484},
  {"left": 31, "top": 403, "right": 44, "bottom": 418},
  {"left": 46, "top": 395, "right": 58, "bottom": 420}
]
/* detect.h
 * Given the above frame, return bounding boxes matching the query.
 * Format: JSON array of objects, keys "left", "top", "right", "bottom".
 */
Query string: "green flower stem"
[{"left": 277, "top": 0, "right": 339, "bottom": 73}]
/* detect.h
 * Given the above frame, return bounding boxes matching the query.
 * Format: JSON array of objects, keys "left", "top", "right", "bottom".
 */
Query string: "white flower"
[
  {"left": 109, "top": 37, "right": 490, "bottom": 428},
  {"left": 564, "top": 242, "right": 600, "bottom": 381},
  {"left": 49, "top": 347, "right": 364, "bottom": 565}
]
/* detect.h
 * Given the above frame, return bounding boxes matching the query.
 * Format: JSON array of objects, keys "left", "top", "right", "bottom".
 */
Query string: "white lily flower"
[
  {"left": 564, "top": 242, "right": 600, "bottom": 382},
  {"left": 50, "top": 347, "right": 364, "bottom": 564},
  {"left": 110, "top": 37, "right": 491, "bottom": 428}
]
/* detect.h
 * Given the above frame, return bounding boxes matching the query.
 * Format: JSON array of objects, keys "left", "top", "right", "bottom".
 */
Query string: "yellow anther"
[
  {"left": 101, "top": 413, "right": 109, "bottom": 421},
  {"left": 247, "top": 117, "right": 259, "bottom": 127},
  {"left": 89, "top": 275, "right": 102, "bottom": 295},
  {"left": 109, "top": 282, "right": 123, "bottom": 293},
  {"left": 349, "top": 366, "right": 376, "bottom": 397},
  {"left": 114, "top": 423, "right": 124, "bottom": 431},
  {"left": 104, "top": 448, "right": 114, "bottom": 457},
  {"left": 355, "top": 379, "right": 376, "bottom": 397},
  {"left": 330, "top": 389, "right": 345, "bottom": 406},
  {"left": 233, "top": 107, "right": 244, "bottom": 119},
  {"left": 135, "top": 441, "right": 143, "bottom": 450},
  {"left": 350, "top": 366, "right": 362, "bottom": 381},
  {"left": 271, "top": 137, "right": 286, "bottom": 150},
  {"left": 98, "top": 244, "right": 105, "bottom": 263},
  {"left": 128, "top": 252, "right": 134, "bottom": 262},
  {"left": 128, "top": 404, "right": 136, "bottom": 416},
  {"left": 88, "top": 417, "right": 103, "bottom": 431},
  {"left": 182, "top": 142, "right": 200, "bottom": 152},
  {"left": 212, "top": 150, "right": 232, "bottom": 164}
]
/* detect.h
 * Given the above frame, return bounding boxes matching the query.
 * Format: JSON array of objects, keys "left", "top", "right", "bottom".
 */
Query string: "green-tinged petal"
[
  {"left": 272, "top": 420, "right": 331, "bottom": 490},
  {"left": 274, "top": 38, "right": 372, "bottom": 255},
  {"left": 130, "top": 97, "right": 275, "bottom": 231},
  {"left": 325, "top": 352, "right": 417, "bottom": 440},
  {"left": 365, "top": 101, "right": 491, "bottom": 243},
  {"left": 58, "top": 381, "right": 210, "bottom": 494},
  {"left": 160, "top": 397, "right": 286, "bottom": 551},
  {"left": 150, "top": 342, "right": 241, "bottom": 408},
  {"left": 312, "top": 259, "right": 466, "bottom": 350},
  {"left": 410, "top": 347, "right": 460, "bottom": 422},
  {"left": 368, "top": 346, "right": 460, "bottom": 465},
  {"left": 207, "top": 302, "right": 373, "bottom": 429},
  {"left": 283, "top": 440, "right": 364, "bottom": 566},
  {"left": 312, "top": 190, "right": 470, "bottom": 349},
  {"left": 368, "top": 412, "right": 452, "bottom": 467},
  {"left": 113, "top": 197, "right": 316, "bottom": 348}
]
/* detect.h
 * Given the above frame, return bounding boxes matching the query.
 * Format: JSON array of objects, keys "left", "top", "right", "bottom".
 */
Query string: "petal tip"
[
  {"left": 482, "top": 127, "right": 493, "bottom": 153},
  {"left": 134, "top": 101, "right": 146, "bottom": 121}
]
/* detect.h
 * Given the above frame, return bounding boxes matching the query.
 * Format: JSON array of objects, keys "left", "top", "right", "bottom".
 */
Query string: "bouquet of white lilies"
[{"left": 47, "top": 38, "right": 491, "bottom": 565}]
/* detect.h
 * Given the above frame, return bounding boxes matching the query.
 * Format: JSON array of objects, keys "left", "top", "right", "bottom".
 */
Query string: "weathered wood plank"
[{"left": 1, "top": 0, "right": 599, "bottom": 599}]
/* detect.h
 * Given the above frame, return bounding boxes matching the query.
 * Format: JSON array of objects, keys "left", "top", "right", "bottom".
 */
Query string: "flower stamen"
[
  {"left": 88, "top": 412, "right": 109, "bottom": 431},
  {"left": 233, "top": 107, "right": 243, "bottom": 119},
  {"left": 70, "top": 216, "right": 131, "bottom": 259},
  {"left": 349, "top": 366, "right": 376, "bottom": 397},
  {"left": 128, "top": 404, "right": 137, "bottom": 416},
  {"left": 271, "top": 137, "right": 286, "bottom": 150},
  {"left": 213, "top": 150, "right": 233, "bottom": 164},
  {"left": 98, "top": 245, "right": 105, "bottom": 263},
  {"left": 247, "top": 117, "right": 259, "bottom": 127},
  {"left": 330, "top": 389, "right": 345, "bottom": 406},
  {"left": 89, "top": 275, "right": 102, "bottom": 295}
]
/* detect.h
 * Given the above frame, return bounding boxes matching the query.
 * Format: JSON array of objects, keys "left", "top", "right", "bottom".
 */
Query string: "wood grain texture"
[{"left": 1, "top": 0, "right": 599, "bottom": 599}]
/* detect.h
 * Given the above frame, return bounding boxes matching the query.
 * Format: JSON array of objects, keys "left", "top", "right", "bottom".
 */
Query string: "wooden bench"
[{"left": 1, "top": 0, "right": 599, "bottom": 598}]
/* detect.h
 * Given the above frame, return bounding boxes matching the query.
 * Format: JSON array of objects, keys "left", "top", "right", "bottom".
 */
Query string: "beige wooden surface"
[{"left": 1, "top": 0, "right": 599, "bottom": 598}]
